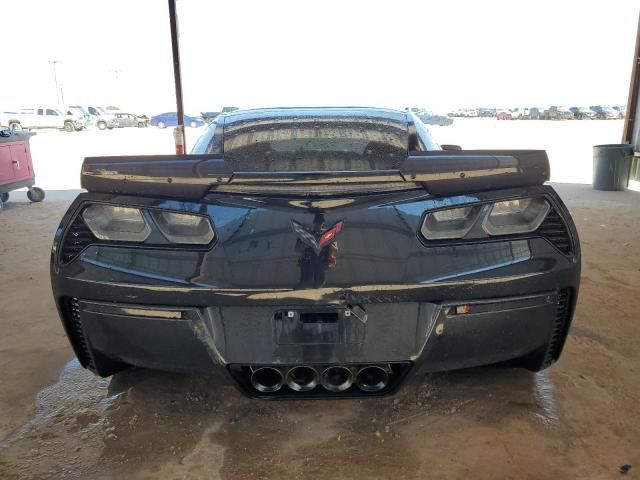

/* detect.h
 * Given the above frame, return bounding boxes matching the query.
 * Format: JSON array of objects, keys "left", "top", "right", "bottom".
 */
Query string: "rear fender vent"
[
  {"left": 61, "top": 297, "right": 96, "bottom": 371},
  {"left": 543, "top": 289, "right": 572, "bottom": 367},
  {"left": 537, "top": 208, "right": 573, "bottom": 255},
  {"left": 60, "top": 213, "right": 95, "bottom": 264}
]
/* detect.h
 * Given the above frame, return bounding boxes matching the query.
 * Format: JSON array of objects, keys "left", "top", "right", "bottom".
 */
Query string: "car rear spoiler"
[{"left": 81, "top": 150, "right": 549, "bottom": 199}]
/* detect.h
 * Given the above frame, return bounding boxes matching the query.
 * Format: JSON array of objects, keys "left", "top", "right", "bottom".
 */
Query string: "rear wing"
[{"left": 81, "top": 150, "right": 549, "bottom": 199}]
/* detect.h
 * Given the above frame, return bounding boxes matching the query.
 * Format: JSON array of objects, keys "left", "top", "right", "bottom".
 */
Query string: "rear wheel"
[
  {"left": 64, "top": 121, "right": 74, "bottom": 132},
  {"left": 97, "top": 120, "right": 107, "bottom": 130},
  {"left": 138, "top": 122, "right": 145, "bottom": 128},
  {"left": 190, "top": 120, "right": 197, "bottom": 128},
  {"left": 27, "top": 187, "right": 45, "bottom": 203},
  {"left": 157, "top": 121, "right": 166, "bottom": 129},
  {"left": 8, "top": 122, "right": 22, "bottom": 132},
  {"left": 1, "top": 192, "right": 8, "bottom": 203}
]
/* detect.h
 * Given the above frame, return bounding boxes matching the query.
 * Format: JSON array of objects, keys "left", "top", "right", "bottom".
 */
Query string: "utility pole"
[
  {"left": 111, "top": 68, "right": 121, "bottom": 108},
  {"left": 49, "top": 60, "right": 62, "bottom": 105}
]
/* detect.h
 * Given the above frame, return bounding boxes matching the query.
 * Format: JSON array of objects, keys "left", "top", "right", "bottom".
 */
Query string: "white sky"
[{"left": 0, "top": 0, "right": 637, "bottom": 114}]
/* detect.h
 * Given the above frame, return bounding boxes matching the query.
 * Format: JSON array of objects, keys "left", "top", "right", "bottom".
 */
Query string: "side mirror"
[{"left": 441, "top": 144, "right": 462, "bottom": 151}]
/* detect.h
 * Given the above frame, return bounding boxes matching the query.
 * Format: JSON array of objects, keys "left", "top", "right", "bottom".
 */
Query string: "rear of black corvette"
[{"left": 50, "top": 108, "right": 580, "bottom": 399}]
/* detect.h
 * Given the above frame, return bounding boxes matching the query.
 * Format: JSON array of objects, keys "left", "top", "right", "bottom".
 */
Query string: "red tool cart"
[{"left": 0, "top": 131, "right": 45, "bottom": 210}]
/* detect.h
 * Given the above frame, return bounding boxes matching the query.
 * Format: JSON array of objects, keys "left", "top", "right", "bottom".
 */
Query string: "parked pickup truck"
[{"left": 0, "top": 108, "right": 86, "bottom": 132}]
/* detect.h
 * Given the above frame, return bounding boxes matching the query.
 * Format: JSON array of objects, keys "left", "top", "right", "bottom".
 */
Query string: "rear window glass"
[{"left": 221, "top": 113, "right": 408, "bottom": 171}]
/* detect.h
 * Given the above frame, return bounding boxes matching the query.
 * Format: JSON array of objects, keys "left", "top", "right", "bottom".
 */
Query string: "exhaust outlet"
[
  {"left": 321, "top": 366, "right": 354, "bottom": 392},
  {"left": 250, "top": 367, "right": 284, "bottom": 393},
  {"left": 286, "top": 366, "right": 319, "bottom": 392},
  {"left": 355, "top": 365, "right": 389, "bottom": 392}
]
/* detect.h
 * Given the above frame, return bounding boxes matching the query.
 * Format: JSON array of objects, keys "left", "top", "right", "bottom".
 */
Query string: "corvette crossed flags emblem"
[{"left": 290, "top": 219, "right": 345, "bottom": 255}]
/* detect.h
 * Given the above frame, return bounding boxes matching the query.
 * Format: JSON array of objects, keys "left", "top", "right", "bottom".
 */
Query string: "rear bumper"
[{"left": 56, "top": 287, "right": 575, "bottom": 397}]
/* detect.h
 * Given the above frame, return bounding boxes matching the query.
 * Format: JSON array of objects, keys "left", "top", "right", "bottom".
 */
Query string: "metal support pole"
[
  {"left": 622, "top": 11, "right": 640, "bottom": 145},
  {"left": 168, "top": 0, "right": 186, "bottom": 154}
]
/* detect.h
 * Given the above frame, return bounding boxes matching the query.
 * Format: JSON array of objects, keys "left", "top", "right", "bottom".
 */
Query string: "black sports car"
[{"left": 51, "top": 107, "right": 580, "bottom": 399}]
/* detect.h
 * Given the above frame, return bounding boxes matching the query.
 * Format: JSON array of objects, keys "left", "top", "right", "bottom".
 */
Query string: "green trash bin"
[{"left": 592, "top": 144, "right": 633, "bottom": 191}]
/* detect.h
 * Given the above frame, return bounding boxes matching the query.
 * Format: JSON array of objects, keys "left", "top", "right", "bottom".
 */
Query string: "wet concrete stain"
[{"left": 0, "top": 361, "right": 570, "bottom": 480}]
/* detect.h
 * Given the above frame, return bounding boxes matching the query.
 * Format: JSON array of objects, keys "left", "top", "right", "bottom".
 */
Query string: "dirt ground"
[{"left": 0, "top": 181, "right": 639, "bottom": 480}]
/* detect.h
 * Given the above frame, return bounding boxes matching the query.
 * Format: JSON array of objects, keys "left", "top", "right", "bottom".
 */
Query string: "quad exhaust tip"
[
  {"left": 250, "top": 366, "right": 284, "bottom": 393},
  {"left": 248, "top": 364, "right": 393, "bottom": 393},
  {"left": 286, "top": 366, "right": 320, "bottom": 392},
  {"left": 355, "top": 365, "right": 389, "bottom": 392},
  {"left": 321, "top": 366, "right": 354, "bottom": 392}
]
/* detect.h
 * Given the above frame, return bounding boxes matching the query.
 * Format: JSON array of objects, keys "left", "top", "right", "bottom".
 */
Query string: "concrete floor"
[{"left": 0, "top": 183, "right": 639, "bottom": 479}]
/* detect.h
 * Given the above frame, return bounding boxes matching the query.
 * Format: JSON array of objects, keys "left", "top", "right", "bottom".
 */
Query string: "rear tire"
[
  {"left": 9, "top": 122, "right": 22, "bottom": 132},
  {"left": 190, "top": 121, "right": 197, "bottom": 128},
  {"left": 1, "top": 192, "right": 8, "bottom": 203},
  {"left": 158, "top": 121, "right": 166, "bottom": 129},
  {"left": 97, "top": 120, "right": 107, "bottom": 130},
  {"left": 138, "top": 122, "right": 145, "bottom": 128},
  {"left": 27, "top": 187, "right": 45, "bottom": 203},
  {"left": 64, "top": 121, "right": 74, "bottom": 132}
]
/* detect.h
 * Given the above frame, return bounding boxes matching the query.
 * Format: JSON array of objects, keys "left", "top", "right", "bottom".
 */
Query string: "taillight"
[
  {"left": 482, "top": 198, "right": 550, "bottom": 236},
  {"left": 82, "top": 204, "right": 150, "bottom": 242},
  {"left": 80, "top": 203, "right": 215, "bottom": 245},
  {"left": 420, "top": 197, "right": 551, "bottom": 241},
  {"left": 420, "top": 206, "right": 482, "bottom": 240}
]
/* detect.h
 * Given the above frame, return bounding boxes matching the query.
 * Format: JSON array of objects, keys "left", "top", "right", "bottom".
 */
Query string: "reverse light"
[
  {"left": 482, "top": 198, "right": 550, "bottom": 236},
  {"left": 420, "top": 205, "right": 482, "bottom": 240},
  {"left": 150, "top": 211, "right": 214, "bottom": 244},
  {"left": 82, "top": 205, "right": 150, "bottom": 242}
]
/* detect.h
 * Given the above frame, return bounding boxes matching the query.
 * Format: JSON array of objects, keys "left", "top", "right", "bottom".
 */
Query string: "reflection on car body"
[{"left": 149, "top": 112, "right": 205, "bottom": 128}]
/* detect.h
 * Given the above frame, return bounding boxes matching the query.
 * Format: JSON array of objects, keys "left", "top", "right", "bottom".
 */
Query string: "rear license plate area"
[{"left": 273, "top": 309, "right": 363, "bottom": 345}]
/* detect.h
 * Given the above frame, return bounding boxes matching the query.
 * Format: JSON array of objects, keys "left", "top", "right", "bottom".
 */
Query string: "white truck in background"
[{"left": 0, "top": 107, "right": 87, "bottom": 132}]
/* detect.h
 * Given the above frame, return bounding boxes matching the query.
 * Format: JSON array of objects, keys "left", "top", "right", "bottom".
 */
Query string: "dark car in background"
[
  {"left": 112, "top": 112, "right": 149, "bottom": 128},
  {"left": 149, "top": 112, "right": 205, "bottom": 128},
  {"left": 51, "top": 107, "right": 580, "bottom": 399}
]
